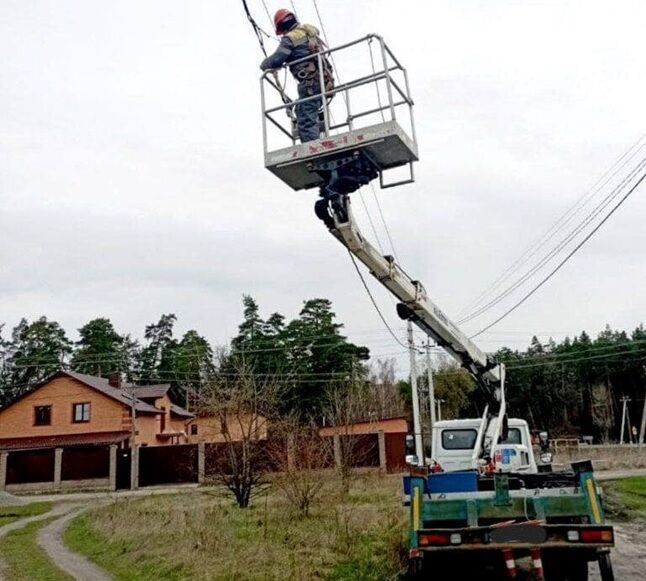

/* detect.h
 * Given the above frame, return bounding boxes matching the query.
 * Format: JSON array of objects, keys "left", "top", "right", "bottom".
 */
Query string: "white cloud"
[{"left": 1, "top": 0, "right": 645, "bottom": 372}]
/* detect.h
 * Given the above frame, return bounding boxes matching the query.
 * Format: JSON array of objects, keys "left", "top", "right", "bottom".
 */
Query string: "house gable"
[{"left": 0, "top": 375, "right": 129, "bottom": 439}]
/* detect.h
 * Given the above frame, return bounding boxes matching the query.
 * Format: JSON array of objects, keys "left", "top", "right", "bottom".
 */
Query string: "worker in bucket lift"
[{"left": 260, "top": 9, "right": 334, "bottom": 143}]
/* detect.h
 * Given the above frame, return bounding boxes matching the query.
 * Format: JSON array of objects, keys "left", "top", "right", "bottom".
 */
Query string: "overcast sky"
[{"left": 1, "top": 0, "right": 645, "bottom": 375}]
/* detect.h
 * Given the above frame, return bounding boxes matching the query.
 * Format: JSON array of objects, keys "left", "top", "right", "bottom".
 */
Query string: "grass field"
[
  {"left": 0, "top": 516, "right": 72, "bottom": 581},
  {"left": 65, "top": 472, "right": 407, "bottom": 581},
  {"left": 604, "top": 476, "right": 646, "bottom": 520},
  {"left": 0, "top": 502, "right": 51, "bottom": 527}
]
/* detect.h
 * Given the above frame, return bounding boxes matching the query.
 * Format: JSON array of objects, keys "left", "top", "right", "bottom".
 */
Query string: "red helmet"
[{"left": 274, "top": 9, "right": 296, "bottom": 35}]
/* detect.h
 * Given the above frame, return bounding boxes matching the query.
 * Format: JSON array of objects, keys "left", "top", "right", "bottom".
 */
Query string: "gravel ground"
[
  {"left": 589, "top": 520, "right": 646, "bottom": 581},
  {"left": 0, "top": 492, "right": 25, "bottom": 507}
]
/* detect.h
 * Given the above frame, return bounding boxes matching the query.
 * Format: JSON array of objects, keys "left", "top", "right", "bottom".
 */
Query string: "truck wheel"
[
  {"left": 544, "top": 556, "right": 588, "bottom": 581},
  {"left": 597, "top": 553, "right": 614, "bottom": 581},
  {"left": 406, "top": 557, "right": 425, "bottom": 579}
]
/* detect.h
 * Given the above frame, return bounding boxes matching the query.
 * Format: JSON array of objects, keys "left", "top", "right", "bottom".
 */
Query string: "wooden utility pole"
[{"left": 407, "top": 321, "right": 423, "bottom": 464}]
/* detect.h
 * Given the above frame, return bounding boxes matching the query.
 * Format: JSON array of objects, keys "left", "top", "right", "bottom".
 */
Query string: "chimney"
[{"left": 108, "top": 373, "right": 122, "bottom": 389}]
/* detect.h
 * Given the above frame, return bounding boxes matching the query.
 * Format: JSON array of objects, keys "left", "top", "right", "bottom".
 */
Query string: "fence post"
[
  {"left": 0, "top": 452, "right": 8, "bottom": 491},
  {"left": 54, "top": 448, "right": 63, "bottom": 489},
  {"left": 333, "top": 434, "right": 342, "bottom": 469},
  {"left": 378, "top": 430, "right": 387, "bottom": 473},
  {"left": 197, "top": 443, "right": 205, "bottom": 484},
  {"left": 109, "top": 445, "right": 117, "bottom": 491},
  {"left": 130, "top": 445, "right": 139, "bottom": 490}
]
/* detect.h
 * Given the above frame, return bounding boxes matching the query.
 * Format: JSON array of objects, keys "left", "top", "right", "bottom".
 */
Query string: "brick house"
[
  {"left": 319, "top": 416, "right": 409, "bottom": 473},
  {"left": 0, "top": 371, "right": 194, "bottom": 492},
  {"left": 186, "top": 413, "right": 268, "bottom": 444}
]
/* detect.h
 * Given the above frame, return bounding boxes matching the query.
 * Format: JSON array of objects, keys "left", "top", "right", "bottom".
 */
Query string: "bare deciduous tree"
[
  {"left": 368, "top": 358, "right": 406, "bottom": 420},
  {"left": 323, "top": 380, "right": 378, "bottom": 492},
  {"left": 198, "top": 358, "right": 279, "bottom": 508},
  {"left": 270, "top": 419, "right": 330, "bottom": 517}
]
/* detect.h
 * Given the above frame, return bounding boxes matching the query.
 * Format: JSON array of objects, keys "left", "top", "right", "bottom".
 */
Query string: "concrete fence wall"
[
  {"left": 1, "top": 445, "right": 117, "bottom": 493},
  {"left": 0, "top": 432, "right": 409, "bottom": 494},
  {"left": 552, "top": 444, "right": 646, "bottom": 471}
]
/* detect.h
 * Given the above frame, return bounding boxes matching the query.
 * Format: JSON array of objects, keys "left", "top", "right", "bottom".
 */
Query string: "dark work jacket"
[{"left": 260, "top": 24, "right": 321, "bottom": 78}]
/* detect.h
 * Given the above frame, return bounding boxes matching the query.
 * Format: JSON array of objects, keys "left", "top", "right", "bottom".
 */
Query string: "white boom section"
[{"left": 330, "top": 197, "right": 501, "bottom": 394}]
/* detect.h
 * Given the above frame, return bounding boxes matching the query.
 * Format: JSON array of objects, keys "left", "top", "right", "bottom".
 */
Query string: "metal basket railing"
[{"left": 260, "top": 34, "right": 417, "bottom": 156}]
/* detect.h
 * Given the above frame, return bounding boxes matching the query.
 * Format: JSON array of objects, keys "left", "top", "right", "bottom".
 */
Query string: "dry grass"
[{"left": 66, "top": 471, "right": 407, "bottom": 580}]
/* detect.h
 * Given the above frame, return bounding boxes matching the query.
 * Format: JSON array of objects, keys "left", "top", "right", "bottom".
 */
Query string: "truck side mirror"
[{"left": 405, "top": 434, "right": 415, "bottom": 455}]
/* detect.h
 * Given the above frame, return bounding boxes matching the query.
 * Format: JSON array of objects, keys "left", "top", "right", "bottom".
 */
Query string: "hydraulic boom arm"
[{"left": 315, "top": 193, "right": 506, "bottom": 460}]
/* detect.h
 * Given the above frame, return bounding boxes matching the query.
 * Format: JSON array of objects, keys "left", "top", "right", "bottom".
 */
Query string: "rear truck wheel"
[
  {"left": 407, "top": 557, "right": 424, "bottom": 579},
  {"left": 597, "top": 552, "right": 614, "bottom": 581},
  {"left": 544, "top": 553, "right": 589, "bottom": 581}
]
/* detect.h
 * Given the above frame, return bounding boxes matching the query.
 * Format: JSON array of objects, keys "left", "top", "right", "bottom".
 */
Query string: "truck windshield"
[{"left": 442, "top": 429, "right": 478, "bottom": 450}]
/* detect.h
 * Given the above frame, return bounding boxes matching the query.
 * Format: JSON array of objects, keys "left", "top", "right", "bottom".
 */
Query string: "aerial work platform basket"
[{"left": 261, "top": 35, "right": 418, "bottom": 192}]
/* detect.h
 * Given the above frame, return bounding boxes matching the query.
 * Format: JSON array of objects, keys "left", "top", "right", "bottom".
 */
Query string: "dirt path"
[
  {"left": 0, "top": 503, "right": 78, "bottom": 581},
  {"left": 37, "top": 507, "right": 113, "bottom": 581}
]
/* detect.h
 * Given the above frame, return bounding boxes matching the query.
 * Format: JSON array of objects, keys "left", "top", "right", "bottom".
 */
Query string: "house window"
[
  {"left": 72, "top": 402, "right": 91, "bottom": 423},
  {"left": 160, "top": 407, "right": 166, "bottom": 432},
  {"left": 34, "top": 405, "right": 52, "bottom": 426},
  {"left": 190, "top": 424, "right": 198, "bottom": 436}
]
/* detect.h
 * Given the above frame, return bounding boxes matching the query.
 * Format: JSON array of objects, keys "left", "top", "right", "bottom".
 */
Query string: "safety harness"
[{"left": 286, "top": 24, "right": 335, "bottom": 98}]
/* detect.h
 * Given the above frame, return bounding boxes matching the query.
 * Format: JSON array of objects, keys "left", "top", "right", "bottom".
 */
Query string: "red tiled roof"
[
  {"left": 170, "top": 404, "right": 194, "bottom": 419},
  {"left": 130, "top": 385, "right": 171, "bottom": 399},
  {"left": 64, "top": 371, "right": 162, "bottom": 414},
  {"left": 0, "top": 431, "right": 131, "bottom": 452}
]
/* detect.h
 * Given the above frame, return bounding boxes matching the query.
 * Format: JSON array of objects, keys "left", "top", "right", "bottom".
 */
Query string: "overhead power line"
[
  {"left": 460, "top": 156, "right": 646, "bottom": 325},
  {"left": 471, "top": 169, "right": 646, "bottom": 338},
  {"left": 347, "top": 252, "right": 412, "bottom": 352},
  {"left": 459, "top": 133, "right": 646, "bottom": 319},
  {"left": 507, "top": 346, "right": 646, "bottom": 370}
]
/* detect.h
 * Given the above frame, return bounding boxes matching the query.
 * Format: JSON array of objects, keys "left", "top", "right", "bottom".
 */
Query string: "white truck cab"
[{"left": 431, "top": 418, "right": 537, "bottom": 474}]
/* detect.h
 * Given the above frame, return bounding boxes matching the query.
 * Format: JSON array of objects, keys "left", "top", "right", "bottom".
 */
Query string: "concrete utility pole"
[
  {"left": 130, "top": 385, "right": 140, "bottom": 490},
  {"left": 639, "top": 367, "right": 646, "bottom": 446},
  {"left": 619, "top": 396, "right": 630, "bottom": 445},
  {"left": 639, "top": 397, "right": 646, "bottom": 446},
  {"left": 437, "top": 398, "right": 444, "bottom": 422},
  {"left": 407, "top": 321, "right": 423, "bottom": 464},
  {"left": 426, "top": 341, "right": 436, "bottom": 428}
]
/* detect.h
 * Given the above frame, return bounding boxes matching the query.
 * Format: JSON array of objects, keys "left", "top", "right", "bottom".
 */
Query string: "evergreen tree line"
[
  {"left": 1, "top": 296, "right": 643, "bottom": 441},
  {"left": 498, "top": 325, "right": 646, "bottom": 442},
  {"left": 0, "top": 296, "right": 371, "bottom": 419}
]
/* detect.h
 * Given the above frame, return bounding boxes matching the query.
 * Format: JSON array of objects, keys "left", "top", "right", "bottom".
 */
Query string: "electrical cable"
[
  {"left": 507, "top": 346, "right": 646, "bottom": 370},
  {"left": 347, "top": 251, "right": 416, "bottom": 352},
  {"left": 242, "top": 0, "right": 271, "bottom": 57},
  {"left": 471, "top": 170, "right": 646, "bottom": 338},
  {"left": 259, "top": 0, "right": 274, "bottom": 29},
  {"left": 460, "top": 156, "right": 646, "bottom": 324},
  {"left": 459, "top": 133, "right": 646, "bottom": 318}
]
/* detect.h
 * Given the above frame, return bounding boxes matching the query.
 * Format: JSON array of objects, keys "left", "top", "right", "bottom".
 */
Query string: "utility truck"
[
  {"left": 260, "top": 33, "right": 615, "bottom": 580},
  {"left": 431, "top": 418, "right": 538, "bottom": 474}
]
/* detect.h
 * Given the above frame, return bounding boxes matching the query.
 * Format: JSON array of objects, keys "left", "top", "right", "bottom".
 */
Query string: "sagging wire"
[{"left": 242, "top": 0, "right": 295, "bottom": 121}]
